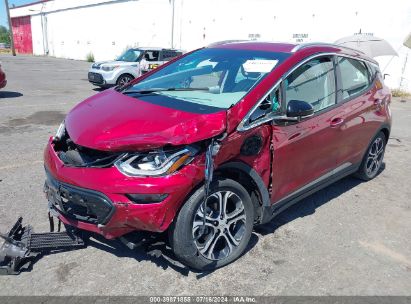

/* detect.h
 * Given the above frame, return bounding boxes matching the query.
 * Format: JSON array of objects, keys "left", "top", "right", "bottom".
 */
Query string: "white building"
[{"left": 10, "top": 0, "right": 411, "bottom": 90}]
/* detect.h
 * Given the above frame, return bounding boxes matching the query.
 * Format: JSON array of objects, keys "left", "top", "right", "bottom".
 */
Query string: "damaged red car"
[
  {"left": 0, "top": 62, "right": 6, "bottom": 89},
  {"left": 44, "top": 41, "right": 392, "bottom": 270}
]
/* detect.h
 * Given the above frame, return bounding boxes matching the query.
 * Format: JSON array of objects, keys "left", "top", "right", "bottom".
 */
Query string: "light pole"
[
  {"left": 170, "top": 0, "right": 175, "bottom": 49},
  {"left": 4, "top": 0, "right": 16, "bottom": 56}
]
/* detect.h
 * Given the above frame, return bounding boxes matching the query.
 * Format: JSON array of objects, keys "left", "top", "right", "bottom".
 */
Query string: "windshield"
[
  {"left": 117, "top": 49, "right": 142, "bottom": 62},
  {"left": 123, "top": 48, "right": 290, "bottom": 110}
]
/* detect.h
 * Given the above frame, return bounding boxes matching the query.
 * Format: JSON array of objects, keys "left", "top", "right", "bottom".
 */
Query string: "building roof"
[{"left": 10, "top": 0, "right": 50, "bottom": 9}]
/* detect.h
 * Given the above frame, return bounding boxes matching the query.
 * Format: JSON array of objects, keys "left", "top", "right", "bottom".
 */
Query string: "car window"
[
  {"left": 248, "top": 86, "right": 281, "bottom": 124},
  {"left": 285, "top": 56, "right": 336, "bottom": 113},
  {"left": 144, "top": 51, "right": 160, "bottom": 62},
  {"left": 338, "top": 57, "right": 370, "bottom": 99},
  {"left": 126, "top": 48, "right": 289, "bottom": 110},
  {"left": 116, "top": 49, "right": 142, "bottom": 62},
  {"left": 162, "top": 51, "right": 182, "bottom": 61}
]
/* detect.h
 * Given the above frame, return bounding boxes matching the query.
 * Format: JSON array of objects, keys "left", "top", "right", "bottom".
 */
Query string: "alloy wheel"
[
  {"left": 118, "top": 76, "right": 132, "bottom": 86},
  {"left": 365, "top": 137, "right": 384, "bottom": 177},
  {"left": 192, "top": 191, "right": 246, "bottom": 261}
]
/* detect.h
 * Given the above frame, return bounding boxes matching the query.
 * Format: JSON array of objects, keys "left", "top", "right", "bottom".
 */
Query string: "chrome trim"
[{"left": 237, "top": 52, "right": 379, "bottom": 132}]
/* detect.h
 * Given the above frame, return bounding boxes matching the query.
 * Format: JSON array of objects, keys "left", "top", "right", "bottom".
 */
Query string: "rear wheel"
[
  {"left": 169, "top": 179, "right": 254, "bottom": 271},
  {"left": 116, "top": 74, "right": 134, "bottom": 86},
  {"left": 354, "top": 131, "right": 386, "bottom": 180}
]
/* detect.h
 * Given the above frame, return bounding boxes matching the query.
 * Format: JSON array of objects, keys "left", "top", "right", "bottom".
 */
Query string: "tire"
[
  {"left": 354, "top": 131, "right": 386, "bottom": 181},
  {"left": 116, "top": 74, "right": 134, "bottom": 86},
  {"left": 169, "top": 178, "right": 254, "bottom": 271}
]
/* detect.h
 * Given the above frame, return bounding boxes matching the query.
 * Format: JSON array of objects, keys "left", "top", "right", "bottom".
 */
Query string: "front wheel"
[
  {"left": 116, "top": 74, "right": 134, "bottom": 86},
  {"left": 354, "top": 131, "right": 386, "bottom": 180},
  {"left": 169, "top": 179, "right": 254, "bottom": 271}
]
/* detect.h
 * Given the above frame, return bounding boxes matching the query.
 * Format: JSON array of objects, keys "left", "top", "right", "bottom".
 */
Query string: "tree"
[{"left": 0, "top": 25, "right": 11, "bottom": 44}]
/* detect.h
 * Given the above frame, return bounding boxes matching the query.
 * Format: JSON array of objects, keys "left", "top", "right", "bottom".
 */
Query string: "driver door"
[{"left": 270, "top": 55, "right": 344, "bottom": 204}]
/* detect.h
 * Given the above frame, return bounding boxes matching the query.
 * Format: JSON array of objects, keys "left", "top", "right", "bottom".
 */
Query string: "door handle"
[{"left": 330, "top": 117, "right": 344, "bottom": 127}]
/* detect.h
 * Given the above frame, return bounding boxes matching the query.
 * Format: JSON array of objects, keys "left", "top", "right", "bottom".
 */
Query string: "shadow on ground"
[
  {"left": 92, "top": 87, "right": 109, "bottom": 92},
  {"left": 0, "top": 91, "right": 23, "bottom": 98},
  {"left": 255, "top": 176, "right": 363, "bottom": 235},
  {"left": 21, "top": 167, "right": 385, "bottom": 278}
]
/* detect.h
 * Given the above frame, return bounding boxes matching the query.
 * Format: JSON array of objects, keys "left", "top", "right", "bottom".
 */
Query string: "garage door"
[{"left": 11, "top": 16, "right": 33, "bottom": 54}]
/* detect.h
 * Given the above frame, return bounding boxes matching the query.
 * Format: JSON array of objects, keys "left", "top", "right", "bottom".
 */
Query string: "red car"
[
  {"left": 0, "top": 62, "right": 6, "bottom": 89},
  {"left": 44, "top": 42, "right": 392, "bottom": 270}
]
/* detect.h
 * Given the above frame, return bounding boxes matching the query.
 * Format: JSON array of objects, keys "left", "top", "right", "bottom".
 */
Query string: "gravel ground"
[{"left": 0, "top": 55, "right": 410, "bottom": 296}]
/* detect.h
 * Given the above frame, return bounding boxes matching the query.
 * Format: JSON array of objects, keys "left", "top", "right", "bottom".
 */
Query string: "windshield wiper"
[{"left": 123, "top": 87, "right": 210, "bottom": 94}]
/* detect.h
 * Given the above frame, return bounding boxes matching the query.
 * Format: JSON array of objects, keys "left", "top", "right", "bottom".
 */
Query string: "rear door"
[
  {"left": 333, "top": 56, "right": 382, "bottom": 166},
  {"left": 270, "top": 55, "right": 345, "bottom": 203}
]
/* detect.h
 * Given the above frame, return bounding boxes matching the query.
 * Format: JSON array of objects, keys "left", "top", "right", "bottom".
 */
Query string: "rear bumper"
[{"left": 43, "top": 138, "right": 204, "bottom": 239}]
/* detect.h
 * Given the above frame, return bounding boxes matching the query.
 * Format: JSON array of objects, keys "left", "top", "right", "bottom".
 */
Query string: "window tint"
[
  {"left": 285, "top": 56, "right": 336, "bottom": 112},
  {"left": 162, "top": 50, "right": 182, "bottom": 61},
  {"left": 338, "top": 57, "right": 370, "bottom": 99}
]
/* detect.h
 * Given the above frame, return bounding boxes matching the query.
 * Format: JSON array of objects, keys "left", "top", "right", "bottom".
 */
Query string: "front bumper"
[
  {"left": 88, "top": 68, "right": 118, "bottom": 86},
  {"left": 44, "top": 171, "right": 115, "bottom": 225},
  {"left": 43, "top": 138, "right": 204, "bottom": 239}
]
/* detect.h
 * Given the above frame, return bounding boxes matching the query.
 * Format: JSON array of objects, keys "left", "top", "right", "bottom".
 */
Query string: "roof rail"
[
  {"left": 291, "top": 42, "right": 365, "bottom": 54},
  {"left": 291, "top": 42, "right": 338, "bottom": 52},
  {"left": 207, "top": 40, "right": 249, "bottom": 47}
]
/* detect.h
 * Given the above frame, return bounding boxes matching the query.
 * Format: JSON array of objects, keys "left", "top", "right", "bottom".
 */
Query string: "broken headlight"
[
  {"left": 114, "top": 146, "right": 199, "bottom": 177},
  {"left": 54, "top": 121, "right": 65, "bottom": 141}
]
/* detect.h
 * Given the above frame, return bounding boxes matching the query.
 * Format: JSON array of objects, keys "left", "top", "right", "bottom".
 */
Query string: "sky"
[{"left": 0, "top": 0, "right": 34, "bottom": 28}]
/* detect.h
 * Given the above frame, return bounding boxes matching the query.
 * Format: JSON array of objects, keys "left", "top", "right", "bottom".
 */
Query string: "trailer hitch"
[{"left": 0, "top": 217, "right": 87, "bottom": 275}]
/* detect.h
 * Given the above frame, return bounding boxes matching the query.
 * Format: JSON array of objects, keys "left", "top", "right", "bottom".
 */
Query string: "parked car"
[
  {"left": 88, "top": 47, "right": 182, "bottom": 88},
  {"left": 0, "top": 42, "right": 10, "bottom": 49},
  {"left": 0, "top": 62, "right": 6, "bottom": 89},
  {"left": 45, "top": 41, "right": 391, "bottom": 270}
]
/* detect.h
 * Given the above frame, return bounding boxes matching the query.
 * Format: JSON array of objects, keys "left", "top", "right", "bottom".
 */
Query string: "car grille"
[
  {"left": 88, "top": 72, "right": 104, "bottom": 84},
  {"left": 53, "top": 129, "right": 123, "bottom": 168},
  {"left": 44, "top": 170, "right": 115, "bottom": 225}
]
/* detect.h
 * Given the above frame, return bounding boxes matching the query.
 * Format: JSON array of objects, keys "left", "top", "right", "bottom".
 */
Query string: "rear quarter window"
[{"left": 162, "top": 51, "right": 182, "bottom": 61}]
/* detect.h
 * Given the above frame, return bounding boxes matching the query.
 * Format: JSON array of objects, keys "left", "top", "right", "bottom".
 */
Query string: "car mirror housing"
[{"left": 286, "top": 100, "right": 314, "bottom": 119}]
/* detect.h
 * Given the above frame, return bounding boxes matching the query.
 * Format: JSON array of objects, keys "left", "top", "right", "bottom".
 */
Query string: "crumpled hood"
[{"left": 65, "top": 89, "right": 227, "bottom": 151}]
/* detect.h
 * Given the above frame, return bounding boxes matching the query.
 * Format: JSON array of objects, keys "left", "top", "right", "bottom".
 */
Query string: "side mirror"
[{"left": 286, "top": 100, "right": 314, "bottom": 119}]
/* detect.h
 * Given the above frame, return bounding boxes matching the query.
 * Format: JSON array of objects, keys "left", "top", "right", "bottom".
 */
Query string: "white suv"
[{"left": 88, "top": 48, "right": 182, "bottom": 88}]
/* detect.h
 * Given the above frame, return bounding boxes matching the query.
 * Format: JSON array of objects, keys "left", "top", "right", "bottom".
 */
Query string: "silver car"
[{"left": 88, "top": 47, "right": 182, "bottom": 87}]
